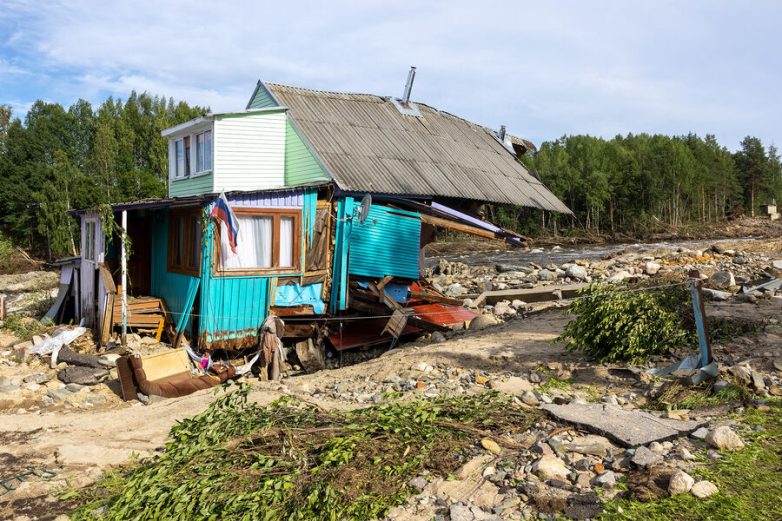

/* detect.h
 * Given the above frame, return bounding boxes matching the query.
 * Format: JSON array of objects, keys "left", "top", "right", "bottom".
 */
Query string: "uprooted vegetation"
[
  {"left": 557, "top": 282, "right": 695, "bottom": 364},
  {"left": 67, "top": 385, "right": 541, "bottom": 520}
]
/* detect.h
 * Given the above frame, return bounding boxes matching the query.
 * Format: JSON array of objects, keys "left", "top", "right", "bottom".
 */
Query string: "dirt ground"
[{"left": 0, "top": 312, "right": 575, "bottom": 519}]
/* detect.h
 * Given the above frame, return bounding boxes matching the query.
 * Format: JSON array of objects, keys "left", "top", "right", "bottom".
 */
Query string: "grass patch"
[
  {"left": 67, "top": 384, "right": 541, "bottom": 521},
  {"left": 602, "top": 400, "right": 782, "bottom": 520},
  {"left": 648, "top": 381, "right": 753, "bottom": 411},
  {"left": 1, "top": 314, "right": 48, "bottom": 339}
]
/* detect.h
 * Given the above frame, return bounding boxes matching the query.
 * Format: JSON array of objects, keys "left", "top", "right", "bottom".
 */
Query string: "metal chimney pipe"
[
  {"left": 498, "top": 125, "right": 506, "bottom": 141},
  {"left": 402, "top": 66, "right": 416, "bottom": 104}
]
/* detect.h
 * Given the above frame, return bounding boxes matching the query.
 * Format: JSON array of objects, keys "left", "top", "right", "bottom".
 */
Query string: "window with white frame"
[
  {"left": 174, "top": 138, "right": 191, "bottom": 178},
  {"left": 196, "top": 130, "right": 212, "bottom": 173}
]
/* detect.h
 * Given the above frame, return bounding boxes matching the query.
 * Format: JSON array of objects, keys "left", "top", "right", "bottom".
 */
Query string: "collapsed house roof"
[{"left": 261, "top": 82, "right": 571, "bottom": 213}]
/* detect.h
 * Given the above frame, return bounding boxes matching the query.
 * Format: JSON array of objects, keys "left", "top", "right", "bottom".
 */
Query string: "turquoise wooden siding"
[
  {"left": 150, "top": 209, "right": 199, "bottom": 335},
  {"left": 169, "top": 172, "right": 214, "bottom": 197},
  {"left": 348, "top": 204, "right": 421, "bottom": 280},
  {"left": 285, "top": 119, "right": 330, "bottom": 186},
  {"left": 330, "top": 197, "right": 354, "bottom": 312},
  {"left": 246, "top": 82, "right": 279, "bottom": 109}
]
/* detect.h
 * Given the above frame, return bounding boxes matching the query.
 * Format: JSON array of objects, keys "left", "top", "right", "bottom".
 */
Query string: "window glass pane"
[
  {"left": 175, "top": 140, "right": 184, "bottom": 177},
  {"left": 183, "top": 136, "right": 191, "bottom": 175},
  {"left": 220, "top": 215, "right": 272, "bottom": 269},
  {"left": 196, "top": 132, "right": 205, "bottom": 172},
  {"left": 204, "top": 130, "right": 212, "bottom": 170},
  {"left": 176, "top": 216, "right": 184, "bottom": 266},
  {"left": 190, "top": 217, "right": 201, "bottom": 269},
  {"left": 279, "top": 217, "right": 294, "bottom": 267}
]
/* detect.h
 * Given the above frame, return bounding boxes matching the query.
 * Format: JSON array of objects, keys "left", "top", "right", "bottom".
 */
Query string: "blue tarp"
[{"left": 274, "top": 282, "right": 326, "bottom": 315}]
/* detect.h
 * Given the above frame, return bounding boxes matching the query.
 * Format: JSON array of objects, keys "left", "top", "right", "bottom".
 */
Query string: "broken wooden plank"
[
  {"left": 409, "top": 290, "right": 463, "bottom": 306},
  {"left": 419, "top": 214, "right": 497, "bottom": 240},
  {"left": 473, "top": 283, "right": 588, "bottom": 307}
]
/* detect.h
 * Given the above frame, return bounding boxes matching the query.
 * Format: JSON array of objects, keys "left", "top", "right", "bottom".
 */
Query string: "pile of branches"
[{"left": 69, "top": 384, "right": 540, "bottom": 520}]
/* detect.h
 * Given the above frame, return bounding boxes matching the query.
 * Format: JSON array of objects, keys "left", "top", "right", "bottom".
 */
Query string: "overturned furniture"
[{"left": 117, "top": 349, "right": 235, "bottom": 400}]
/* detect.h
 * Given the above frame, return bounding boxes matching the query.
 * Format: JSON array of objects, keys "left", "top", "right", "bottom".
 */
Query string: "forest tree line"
[
  {"left": 504, "top": 133, "right": 782, "bottom": 236},
  {"left": 0, "top": 94, "right": 206, "bottom": 259},
  {"left": 0, "top": 92, "right": 780, "bottom": 259}
]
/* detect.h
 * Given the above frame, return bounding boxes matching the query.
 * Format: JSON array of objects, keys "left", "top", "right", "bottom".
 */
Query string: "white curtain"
[
  {"left": 279, "top": 217, "right": 293, "bottom": 267},
  {"left": 219, "top": 216, "right": 272, "bottom": 269}
]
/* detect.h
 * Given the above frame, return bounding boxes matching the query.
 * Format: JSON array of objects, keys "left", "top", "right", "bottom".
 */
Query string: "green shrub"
[{"left": 557, "top": 283, "right": 695, "bottom": 364}]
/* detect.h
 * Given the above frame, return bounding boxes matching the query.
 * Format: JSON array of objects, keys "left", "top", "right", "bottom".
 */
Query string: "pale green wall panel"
[
  {"left": 247, "top": 82, "right": 279, "bottom": 109},
  {"left": 169, "top": 172, "right": 214, "bottom": 197},
  {"left": 284, "top": 119, "right": 330, "bottom": 186}
]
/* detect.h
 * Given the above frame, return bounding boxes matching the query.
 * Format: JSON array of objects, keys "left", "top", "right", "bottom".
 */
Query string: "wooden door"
[{"left": 80, "top": 213, "right": 103, "bottom": 327}]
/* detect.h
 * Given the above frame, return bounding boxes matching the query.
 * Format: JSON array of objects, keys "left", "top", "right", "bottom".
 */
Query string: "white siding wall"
[{"left": 213, "top": 112, "right": 286, "bottom": 192}]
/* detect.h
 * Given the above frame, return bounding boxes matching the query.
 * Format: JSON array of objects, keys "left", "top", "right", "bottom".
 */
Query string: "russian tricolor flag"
[{"left": 211, "top": 192, "right": 240, "bottom": 253}]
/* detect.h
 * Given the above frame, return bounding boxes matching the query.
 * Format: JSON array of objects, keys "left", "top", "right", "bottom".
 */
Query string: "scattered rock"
[
  {"left": 533, "top": 454, "right": 570, "bottom": 481},
  {"left": 470, "top": 315, "right": 500, "bottom": 331},
  {"left": 644, "top": 262, "right": 661, "bottom": 275},
  {"left": 407, "top": 476, "right": 427, "bottom": 491},
  {"left": 521, "top": 390, "right": 540, "bottom": 406},
  {"left": 690, "top": 427, "right": 709, "bottom": 440},
  {"left": 709, "top": 270, "right": 735, "bottom": 290},
  {"left": 480, "top": 438, "right": 502, "bottom": 455},
  {"left": 593, "top": 470, "right": 616, "bottom": 487},
  {"left": 631, "top": 446, "right": 662, "bottom": 468},
  {"left": 690, "top": 480, "right": 718, "bottom": 498},
  {"left": 23, "top": 372, "right": 50, "bottom": 384},
  {"left": 565, "top": 265, "right": 588, "bottom": 281},
  {"left": 449, "top": 504, "right": 474, "bottom": 521},
  {"left": 705, "top": 426, "right": 745, "bottom": 450},
  {"left": 668, "top": 470, "right": 695, "bottom": 495},
  {"left": 488, "top": 376, "right": 532, "bottom": 395}
]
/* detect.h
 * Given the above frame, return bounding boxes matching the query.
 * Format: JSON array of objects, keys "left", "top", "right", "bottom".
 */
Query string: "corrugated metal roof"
[{"left": 266, "top": 82, "right": 570, "bottom": 213}]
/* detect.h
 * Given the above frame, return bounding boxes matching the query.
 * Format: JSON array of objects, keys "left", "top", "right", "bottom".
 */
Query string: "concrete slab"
[
  {"left": 473, "top": 283, "right": 588, "bottom": 307},
  {"left": 541, "top": 403, "right": 704, "bottom": 447}
]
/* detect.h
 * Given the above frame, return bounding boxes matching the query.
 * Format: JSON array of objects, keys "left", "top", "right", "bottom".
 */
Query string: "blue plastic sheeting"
[
  {"left": 356, "top": 281, "right": 410, "bottom": 303},
  {"left": 275, "top": 282, "right": 326, "bottom": 315}
]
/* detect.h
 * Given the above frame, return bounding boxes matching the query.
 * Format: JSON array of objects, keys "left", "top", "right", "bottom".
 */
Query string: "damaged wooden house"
[{"left": 70, "top": 69, "right": 571, "bottom": 368}]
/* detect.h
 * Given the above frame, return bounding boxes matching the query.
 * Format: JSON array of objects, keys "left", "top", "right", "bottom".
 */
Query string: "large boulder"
[
  {"left": 644, "top": 261, "right": 661, "bottom": 275},
  {"left": 469, "top": 314, "right": 500, "bottom": 331},
  {"left": 705, "top": 426, "right": 744, "bottom": 450},
  {"left": 565, "top": 265, "right": 588, "bottom": 280},
  {"left": 533, "top": 454, "right": 570, "bottom": 481},
  {"left": 690, "top": 480, "right": 718, "bottom": 498},
  {"left": 709, "top": 270, "right": 735, "bottom": 290},
  {"left": 668, "top": 470, "right": 695, "bottom": 495}
]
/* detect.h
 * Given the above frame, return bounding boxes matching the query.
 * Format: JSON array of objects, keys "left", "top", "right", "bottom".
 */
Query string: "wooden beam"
[
  {"left": 419, "top": 214, "right": 497, "bottom": 240},
  {"left": 409, "top": 290, "right": 463, "bottom": 306}
]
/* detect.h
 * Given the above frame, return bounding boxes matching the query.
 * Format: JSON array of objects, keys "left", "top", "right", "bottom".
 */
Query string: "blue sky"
[{"left": 1, "top": 0, "right": 779, "bottom": 150}]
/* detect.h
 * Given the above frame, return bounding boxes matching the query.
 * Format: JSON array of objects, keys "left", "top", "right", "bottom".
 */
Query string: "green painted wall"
[
  {"left": 169, "top": 172, "right": 214, "bottom": 197},
  {"left": 247, "top": 82, "right": 279, "bottom": 109},
  {"left": 284, "top": 119, "right": 330, "bottom": 186}
]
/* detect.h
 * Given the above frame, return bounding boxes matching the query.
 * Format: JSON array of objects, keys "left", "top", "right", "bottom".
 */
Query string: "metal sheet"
[{"left": 266, "top": 82, "right": 571, "bottom": 213}]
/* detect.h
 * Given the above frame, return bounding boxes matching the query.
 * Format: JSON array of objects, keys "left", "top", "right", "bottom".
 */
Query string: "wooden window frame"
[
  {"left": 168, "top": 208, "right": 202, "bottom": 276},
  {"left": 214, "top": 207, "right": 301, "bottom": 276}
]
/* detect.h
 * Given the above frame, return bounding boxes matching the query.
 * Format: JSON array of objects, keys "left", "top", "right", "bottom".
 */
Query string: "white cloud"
[{"left": 1, "top": 0, "right": 779, "bottom": 148}]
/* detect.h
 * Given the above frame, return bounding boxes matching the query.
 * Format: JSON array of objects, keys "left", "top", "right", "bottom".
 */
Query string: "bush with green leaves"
[{"left": 557, "top": 282, "right": 695, "bottom": 364}]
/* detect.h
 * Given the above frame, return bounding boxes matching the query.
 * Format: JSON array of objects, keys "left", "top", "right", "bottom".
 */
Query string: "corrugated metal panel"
[
  {"left": 200, "top": 275, "right": 269, "bottom": 343},
  {"left": 348, "top": 204, "right": 421, "bottom": 280},
  {"left": 266, "top": 82, "right": 571, "bottom": 213},
  {"left": 169, "top": 172, "right": 214, "bottom": 197},
  {"left": 199, "top": 220, "right": 271, "bottom": 344},
  {"left": 150, "top": 209, "right": 199, "bottom": 335},
  {"left": 227, "top": 189, "right": 304, "bottom": 208}
]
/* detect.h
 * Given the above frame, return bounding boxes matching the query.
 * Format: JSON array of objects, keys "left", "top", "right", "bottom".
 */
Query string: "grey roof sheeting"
[{"left": 266, "top": 83, "right": 571, "bottom": 213}]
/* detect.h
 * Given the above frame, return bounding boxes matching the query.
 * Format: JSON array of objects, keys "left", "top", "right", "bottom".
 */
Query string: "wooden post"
[
  {"left": 0, "top": 294, "right": 6, "bottom": 321},
  {"left": 121, "top": 210, "right": 128, "bottom": 348},
  {"left": 688, "top": 270, "right": 713, "bottom": 367}
]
